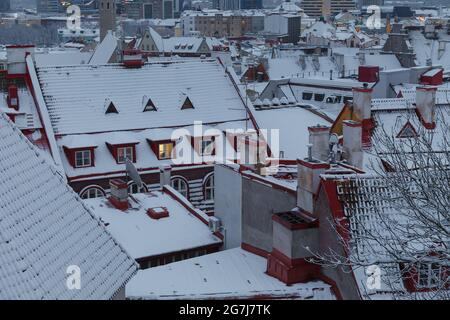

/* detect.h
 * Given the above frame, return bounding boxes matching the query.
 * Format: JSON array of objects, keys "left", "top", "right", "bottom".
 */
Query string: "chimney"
[
  {"left": 308, "top": 125, "right": 330, "bottom": 162},
  {"left": 159, "top": 164, "right": 172, "bottom": 188},
  {"left": 297, "top": 153, "right": 329, "bottom": 214},
  {"left": 6, "top": 45, "right": 35, "bottom": 75},
  {"left": 109, "top": 179, "right": 129, "bottom": 210},
  {"left": 123, "top": 49, "right": 144, "bottom": 68},
  {"left": 416, "top": 86, "right": 436, "bottom": 129},
  {"left": 352, "top": 86, "right": 372, "bottom": 121},
  {"left": 7, "top": 85, "right": 19, "bottom": 110},
  {"left": 343, "top": 120, "right": 363, "bottom": 168}
]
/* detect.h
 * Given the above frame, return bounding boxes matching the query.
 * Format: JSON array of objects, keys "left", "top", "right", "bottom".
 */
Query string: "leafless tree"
[{"left": 309, "top": 108, "right": 450, "bottom": 300}]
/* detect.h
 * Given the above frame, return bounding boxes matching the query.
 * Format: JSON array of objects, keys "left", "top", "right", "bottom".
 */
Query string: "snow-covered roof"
[
  {"left": 85, "top": 189, "right": 221, "bottom": 260},
  {"left": 250, "top": 105, "right": 332, "bottom": 160},
  {"left": 0, "top": 114, "right": 137, "bottom": 299},
  {"left": 0, "top": 87, "right": 42, "bottom": 130},
  {"left": 89, "top": 31, "right": 118, "bottom": 65},
  {"left": 35, "top": 51, "right": 92, "bottom": 67},
  {"left": 126, "top": 248, "right": 335, "bottom": 299},
  {"left": 35, "top": 59, "right": 249, "bottom": 135},
  {"left": 146, "top": 27, "right": 207, "bottom": 54}
]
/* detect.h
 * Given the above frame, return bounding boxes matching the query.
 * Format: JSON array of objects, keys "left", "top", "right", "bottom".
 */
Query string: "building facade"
[
  {"left": 301, "top": 0, "right": 356, "bottom": 17},
  {"left": 124, "top": 0, "right": 174, "bottom": 19},
  {"left": 100, "top": 0, "right": 117, "bottom": 41},
  {"left": 0, "top": 0, "right": 10, "bottom": 12},
  {"left": 37, "top": 0, "right": 60, "bottom": 13}
]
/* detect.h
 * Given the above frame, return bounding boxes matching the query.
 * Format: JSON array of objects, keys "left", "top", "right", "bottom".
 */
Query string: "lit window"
[
  {"left": 117, "top": 147, "right": 133, "bottom": 163},
  {"left": 200, "top": 139, "right": 214, "bottom": 156},
  {"left": 204, "top": 174, "right": 214, "bottom": 201},
  {"left": 75, "top": 150, "right": 92, "bottom": 167},
  {"left": 171, "top": 177, "right": 189, "bottom": 198},
  {"left": 158, "top": 143, "right": 173, "bottom": 159},
  {"left": 81, "top": 187, "right": 105, "bottom": 199},
  {"left": 417, "top": 263, "right": 444, "bottom": 288}
]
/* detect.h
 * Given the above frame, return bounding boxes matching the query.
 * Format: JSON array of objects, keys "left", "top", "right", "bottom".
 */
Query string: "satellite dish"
[{"left": 126, "top": 158, "right": 143, "bottom": 189}]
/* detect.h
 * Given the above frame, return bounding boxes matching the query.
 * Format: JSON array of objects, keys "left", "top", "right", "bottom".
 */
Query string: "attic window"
[
  {"left": 105, "top": 101, "right": 118, "bottom": 114},
  {"left": 397, "top": 121, "right": 418, "bottom": 138},
  {"left": 181, "top": 96, "right": 194, "bottom": 110},
  {"left": 143, "top": 98, "right": 157, "bottom": 112}
]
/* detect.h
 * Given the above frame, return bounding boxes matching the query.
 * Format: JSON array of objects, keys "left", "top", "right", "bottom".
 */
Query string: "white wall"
[{"left": 214, "top": 164, "right": 242, "bottom": 249}]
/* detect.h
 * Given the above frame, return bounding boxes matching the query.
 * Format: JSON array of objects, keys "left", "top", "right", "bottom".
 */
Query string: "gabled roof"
[
  {"left": 35, "top": 60, "right": 248, "bottom": 135},
  {"left": 89, "top": 31, "right": 118, "bottom": 65},
  {"left": 0, "top": 114, "right": 137, "bottom": 299}
]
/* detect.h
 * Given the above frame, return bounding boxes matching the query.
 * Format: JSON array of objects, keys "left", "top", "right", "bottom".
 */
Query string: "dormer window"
[
  {"left": 147, "top": 139, "right": 175, "bottom": 160},
  {"left": 105, "top": 101, "right": 119, "bottom": 114},
  {"left": 191, "top": 136, "right": 216, "bottom": 156},
  {"left": 181, "top": 96, "right": 194, "bottom": 110},
  {"left": 417, "top": 263, "right": 444, "bottom": 289},
  {"left": 143, "top": 97, "right": 157, "bottom": 112},
  {"left": 75, "top": 150, "right": 92, "bottom": 167},
  {"left": 117, "top": 146, "right": 134, "bottom": 164},
  {"left": 158, "top": 142, "right": 174, "bottom": 159},
  {"left": 201, "top": 139, "right": 215, "bottom": 156}
]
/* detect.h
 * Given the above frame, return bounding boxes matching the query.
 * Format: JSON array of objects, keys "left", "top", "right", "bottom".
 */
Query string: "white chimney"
[
  {"left": 159, "top": 164, "right": 172, "bottom": 188},
  {"left": 343, "top": 120, "right": 363, "bottom": 168},
  {"left": 308, "top": 125, "right": 330, "bottom": 162},
  {"left": 6, "top": 45, "right": 35, "bottom": 75},
  {"left": 297, "top": 158, "right": 328, "bottom": 214},
  {"left": 352, "top": 86, "right": 372, "bottom": 121},
  {"left": 416, "top": 86, "right": 436, "bottom": 129}
]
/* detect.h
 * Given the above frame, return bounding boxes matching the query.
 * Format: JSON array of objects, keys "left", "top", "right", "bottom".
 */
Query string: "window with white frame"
[
  {"left": 200, "top": 138, "right": 214, "bottom": 156},
  {"left": 204, "top": 174, "right": 214, "bottom": 201},
  {"left": 80, "top": 187, "right": 105, "bottom": 199},
  {"left": 171, "top": 177, "right": 189, "bottom": 198},
  {"left": 417, "top": 263, "right": 444, "bottom": 288},
  {"left": 75, "top": 150, "right": 92, "bottom": 167},
  {"left": 117, "top": 146, "right": 133, "bottom": 163}
]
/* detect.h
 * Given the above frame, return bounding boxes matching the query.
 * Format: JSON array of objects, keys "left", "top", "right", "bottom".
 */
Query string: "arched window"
[
  {"left": 80, "top": 186, "right": 106, "bottom": 199},
  {"left": 204, "top": 174, "right": 214, "bottom": 201},
  {"left": 171, "top": 177, "right": 189, "bottom": 198},
  {"left": 128, "top": 182, "right": 148, "bottom": 194}
]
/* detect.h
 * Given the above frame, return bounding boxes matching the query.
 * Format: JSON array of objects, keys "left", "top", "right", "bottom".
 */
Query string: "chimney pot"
[
  {"left": 343, "top": 120, "right": 363, "bottom": 168},
  {"left": 297, "top": 158, "right": 328, "bottom": 214},
  {"left": 308, "top": 125, "right": 330, "bottom": 162}
]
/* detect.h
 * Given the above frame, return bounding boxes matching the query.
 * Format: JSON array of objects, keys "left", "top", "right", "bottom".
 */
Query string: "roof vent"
[
  {"left": 147, "top": 207, "right": 169, "bottom": 220},
  {"left": 143, "top": 96, "right": 157, "bottom": 112},
  {"left": 181, "top": 96, "right": 194, "bottom": 110},
  {"left": 105, "top": 100, "right": 119, "bottom": 114}
]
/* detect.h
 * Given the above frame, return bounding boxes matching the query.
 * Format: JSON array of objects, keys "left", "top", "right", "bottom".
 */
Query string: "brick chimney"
[
  {"left": 343, "top": 120, "right": 363, "bottom": 169},
  {"left": 7, "top": 85, "right": 19, "bottom": 110},
  {"left": 297, "top": 149, "right": 329, "bottom": 214},
  {"left": 416, "top": 86, "right": 436, "bottom": 129},
  {"left": 109, "top": 179, "right": 129, "bottom": 210},
  {"left": 308, "top": 125, "right": 330, "bottom": 162},
  {"left": 159, "top": 164, "right": 172, "bottom": 188}
]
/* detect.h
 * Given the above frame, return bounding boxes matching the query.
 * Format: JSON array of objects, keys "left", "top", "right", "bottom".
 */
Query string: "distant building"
[
  {"left": 240, "top": 0, "right": 263, "bottom": 9},
  {"left": 124, "top": 0, "right": 175, "bottom": 19},
  {"left": 300, "top": 0, "right": 356, "bottom": 17},
  {"left": 100, "top": 0, "right": 117, "bottom": 41},
  {"left": 36, "top": 0, "right": 60, "bottom": 13},
  {"left": 0, "top": 0, "right": 10, "bottom": 12},
  {"left": 181, "top": 9, "right": 265, "bottom": 37},
  {"left": 358, "top": 0, "right": 384, "bottom": 8}
]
